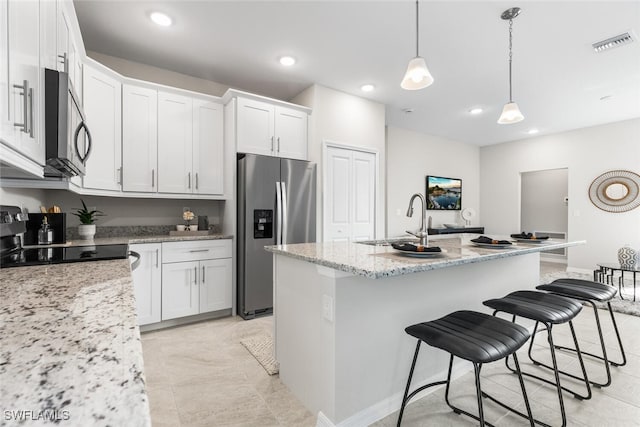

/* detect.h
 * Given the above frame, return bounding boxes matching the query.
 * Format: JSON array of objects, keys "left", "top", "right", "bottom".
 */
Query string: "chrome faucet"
[{"left": 405, "top": 193, "right": 429, "bottom": 246}]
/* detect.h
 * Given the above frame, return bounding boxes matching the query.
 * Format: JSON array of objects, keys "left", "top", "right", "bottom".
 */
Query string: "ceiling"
[{"left": 73, "top": 0, "right": 640, "bottom": 146}]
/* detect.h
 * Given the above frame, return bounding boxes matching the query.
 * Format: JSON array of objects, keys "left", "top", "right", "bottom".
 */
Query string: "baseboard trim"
[{"left": 315, "top": 362, "right": 471, "bottom": 427}]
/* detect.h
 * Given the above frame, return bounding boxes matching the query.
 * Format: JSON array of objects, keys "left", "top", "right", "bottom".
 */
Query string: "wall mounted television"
[{"left": 426, "top": 175, "right": 462, "bottom": 210}]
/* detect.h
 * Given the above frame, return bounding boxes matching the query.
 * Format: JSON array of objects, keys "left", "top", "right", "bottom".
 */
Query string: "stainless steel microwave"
[{"left": 44, "top": 68, "right": 91, "bottom": 177}]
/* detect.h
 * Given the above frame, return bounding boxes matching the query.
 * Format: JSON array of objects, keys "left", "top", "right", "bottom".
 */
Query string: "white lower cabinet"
[
  {"left": 160, "top": 240, "right": 232, "bottom": 322},
  {"left": 130, "top": 243, "right": 162, "bottom": 325}
]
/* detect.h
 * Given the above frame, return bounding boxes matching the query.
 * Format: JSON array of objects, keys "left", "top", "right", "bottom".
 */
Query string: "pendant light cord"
[
  {"left": 508, "top": 18, "right": 513, "bottom": 102},
  {"left": 415, "top": 0, "right": 420, "bottom": 57}
]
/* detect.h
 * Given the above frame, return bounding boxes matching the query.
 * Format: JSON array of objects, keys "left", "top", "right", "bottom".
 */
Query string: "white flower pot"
[{"left": 78, "top": 224, "right": 96, "bottom": 240}]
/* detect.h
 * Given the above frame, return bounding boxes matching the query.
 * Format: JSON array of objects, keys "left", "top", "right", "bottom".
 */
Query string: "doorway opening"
[{"left": 520, "top": 168, "right": 568, "bottom": 264}]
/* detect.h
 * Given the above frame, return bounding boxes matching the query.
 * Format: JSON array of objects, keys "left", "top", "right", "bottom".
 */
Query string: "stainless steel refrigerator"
[{"left": 237, "top": 154, "right": 316, "bottom": 319}]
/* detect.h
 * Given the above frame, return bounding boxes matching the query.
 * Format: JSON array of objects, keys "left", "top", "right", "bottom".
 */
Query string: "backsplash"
[{"left": 66, "top": 225, "right": 175, "bottom": 240}]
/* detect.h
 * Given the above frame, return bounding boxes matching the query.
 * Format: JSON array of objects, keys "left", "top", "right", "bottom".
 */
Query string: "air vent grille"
[{"left": 592, "top": 32, "right": 635, "bottom": 52}]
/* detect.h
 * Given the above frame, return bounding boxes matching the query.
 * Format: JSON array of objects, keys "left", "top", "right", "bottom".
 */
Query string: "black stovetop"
[{"left": 0, "top": 244, "right": 129, "bottom": 268}]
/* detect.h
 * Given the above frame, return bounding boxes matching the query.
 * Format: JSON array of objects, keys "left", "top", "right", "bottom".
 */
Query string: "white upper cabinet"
[
  {"left": 193, "top": 99, "right": 224, "bottom": 195},
  {"left": 236, "top": 97, "right": 275, "bottom": 156},
  {"left": 235, "top": 95, "right": 308, "bottom": 160},
  {"left": 82, "top": 62, "right": 122, "bottom": 191},
  {"left": 2, "top": 0, "right": 43, "bottom": 165},
  {"left": 274, "top": 106, "right": 308, "bottom": 160},
  {"left": 158, "top": 91, "right": 193, "bottom": 194},
  {"left": 122, "top": 84, "right": 158, "bottom": 193}
]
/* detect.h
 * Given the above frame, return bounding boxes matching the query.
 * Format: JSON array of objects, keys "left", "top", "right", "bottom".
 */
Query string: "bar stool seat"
[
  {"left": 539, "top": 278, "right": 617, "bottom": 301},
  {"left": 537, "top": 278, "right": 627, "bottom": 387},
  {"left": 483, "top": 290, "right": 590, "bottom": 427},
  {"left": 398, "top": 310, "right": 534, "bottom": 427},
  {"left": 483, "top": 290, "right": 582, "bottom": 324}
]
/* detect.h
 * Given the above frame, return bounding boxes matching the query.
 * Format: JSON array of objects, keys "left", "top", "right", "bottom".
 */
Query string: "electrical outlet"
[{"left": 322, "top": 294, "right": 334, "bottom": 322}]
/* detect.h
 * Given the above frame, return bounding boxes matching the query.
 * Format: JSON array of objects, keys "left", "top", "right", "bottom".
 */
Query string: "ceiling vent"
[{"left": 592, "top": 31, "right": 635, "bottom": 52}]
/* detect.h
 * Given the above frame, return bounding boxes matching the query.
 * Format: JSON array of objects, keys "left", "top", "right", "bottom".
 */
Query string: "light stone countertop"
[
  {"left": 265, "top": 234, "right": 586, "bottom": 279},
  {"left": 0, "top": 259, "right": 150, "bottom": 426},
  {"left": 23, "top": 233, "right": 233, "bottom": 249}
]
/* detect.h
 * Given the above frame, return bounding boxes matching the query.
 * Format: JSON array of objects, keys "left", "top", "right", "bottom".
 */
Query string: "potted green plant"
[{"left": 72, "top": 200, "right": 104, "bottom": 240}]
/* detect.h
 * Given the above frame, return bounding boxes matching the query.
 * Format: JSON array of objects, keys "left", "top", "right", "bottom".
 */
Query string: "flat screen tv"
[{"left": 426, "top": 175, "right": 462, "bottom": 210}]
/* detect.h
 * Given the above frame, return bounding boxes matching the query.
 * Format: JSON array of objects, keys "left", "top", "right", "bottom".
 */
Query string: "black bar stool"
[
  {"left": 397, "top": 310, "right": 534, "bottom": 427},
  {"left": 483, "top": 291, "right": 590, "bottom": 427},
  {"left": 537, "top": 278, "right": 627, "bottom": 387}
]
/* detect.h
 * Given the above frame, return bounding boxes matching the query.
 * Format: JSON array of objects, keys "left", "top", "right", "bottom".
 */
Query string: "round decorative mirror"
[{"left": 588, "top": 170, "right": 640, "bottom": 213}]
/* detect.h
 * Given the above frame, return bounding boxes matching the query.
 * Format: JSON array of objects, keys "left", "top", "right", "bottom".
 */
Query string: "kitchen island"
[
  {"left": 265, "top": 235, "right": 585, "bottom": 427},
  {"left": 0, "top": 259, "right": 150, "bottom": 426}
]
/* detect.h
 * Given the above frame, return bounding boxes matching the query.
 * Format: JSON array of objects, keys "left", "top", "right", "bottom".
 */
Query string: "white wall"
[
  {"left": 0, "top": 187, "right": 47, "bottom": 212},
  {"left": 480, "top": 118, "right": 640, "bottom": 271},
  {"left": 291, "top": 84, "right": 386, "bottom": 240},
  {"left": 88, "top": 51, "right": 228, "bottom": 97},
  {"left": 386, "top": 126, "right": 481, "bottom": 238},
  {"left": 42, "top": 190, "right": 224, "bottom": 228}
]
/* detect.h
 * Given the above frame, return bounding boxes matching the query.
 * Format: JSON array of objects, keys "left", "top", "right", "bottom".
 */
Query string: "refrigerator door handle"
[
  {"left": 275, "top": 181, "right": 283, "bottom": 244},
  {"left": 281, "top": 181, "right": 288, "bottom": 245}
]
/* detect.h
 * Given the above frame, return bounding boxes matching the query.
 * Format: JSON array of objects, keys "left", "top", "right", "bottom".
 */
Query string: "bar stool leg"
[
  {"left": 607, "top": 301, "right": 627, "bottom": 366},
  {"left": 397, "top": 340, "right": 421, "bottom": 427},
  {"left": 473, "top": 363, "right": 486, "bottom": 426}
]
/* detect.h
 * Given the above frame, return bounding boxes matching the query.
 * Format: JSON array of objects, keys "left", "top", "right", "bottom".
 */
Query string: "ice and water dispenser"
[{"left": 253, "top": 209, "right": 273, "bottom": 239}]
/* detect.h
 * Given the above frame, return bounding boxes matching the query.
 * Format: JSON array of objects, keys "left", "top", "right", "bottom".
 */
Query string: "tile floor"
[{"left": 142, "top": 262, "right": 640, "bottom": 426}]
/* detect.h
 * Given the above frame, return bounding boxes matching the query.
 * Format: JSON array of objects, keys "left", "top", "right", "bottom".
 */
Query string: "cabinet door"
[
  {"left": 56, "top": 3, "right": 70, "bottom": 73},
  {"left": 5, "top": 0, "right": 42, "bottom": 163},
  {"left": 161, "top": 261, "right": 199, "bottom": 320},
  {"left": 158, "top": 91, "right": 192, "bottom": 193},
  {"left": 236, "top": 97, "right": 274, "bottom": 156},
  {"left": 123, "top": 84, "right": 157, "bottom": 192},
  {"left": 130, "top": 243, "right": 162, "bottom": 325},
  {"left": 275, "top": 106, "right": 307, "bottom": 160},
  {"left": 192, "top": 99, "right": 223, "bottom": 195},
  {"left": 199, "top": 258, "right": 232, "bottom": 313},
  {"left": 82, "top": 64, "right": 122, "bottom": 190}
]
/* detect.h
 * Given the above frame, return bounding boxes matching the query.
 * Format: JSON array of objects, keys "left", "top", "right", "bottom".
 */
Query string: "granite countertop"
[
  {"left": 0, "top": 259, "right": 150, "bottom": 426},
  {"left": 24, "top": 233, "right": 233, "bottom": 249},
  {"left": 265, "top": 234, "right": 586, "bottom": 279}
]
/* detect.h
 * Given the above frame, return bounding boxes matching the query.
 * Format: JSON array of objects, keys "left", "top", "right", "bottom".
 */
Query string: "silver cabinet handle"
[
  {"left": 202, "top": 265, "right": 205, "bottom": 283},
  {"left": 271, "top": 136, "right": 274, "bottom": 152},
  {"left": 12, "top": 80, "right": 28, "bottom": 133},
  {"left": 58, "top": 52, "right": 68, "bottom": 72},
  {"left": 194, "top": 266, "right": 198, "bottom": 284},
  {"left": 277, "top": 137, "right": 280, "bottom": 153},
  {"left": 152, "top": 169, "right": 155, "bottom": 187},
  {"left": 117, "top": 167, "right": 122, "bottom": 185},
  {"left": 27, "top": 87, "right": 34, "bottom": 138},
  {"left": 155, "top": 248, "right": 159, "bottom": 268},
  {"left": 188, "top": 172, "right": 191, "bottom": 189},
  {"left": 189, "top": 249, "right": 209, "bottom": 253},
  {"left": 195, "top": 172, "right": 199, "bottom": 190}
]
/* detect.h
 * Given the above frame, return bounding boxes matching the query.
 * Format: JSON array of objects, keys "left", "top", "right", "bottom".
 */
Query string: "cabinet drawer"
[{"left": 162, "top": 239, "right": 232, "bottom": 263}]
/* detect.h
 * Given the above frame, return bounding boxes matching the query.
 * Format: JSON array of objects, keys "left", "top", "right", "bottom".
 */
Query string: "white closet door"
[
  {"left": 323, "top": 145, "right": 376, "bottom": 242},
  {"left": 351, "top": 150, "right": 376, "bottom": 241}
]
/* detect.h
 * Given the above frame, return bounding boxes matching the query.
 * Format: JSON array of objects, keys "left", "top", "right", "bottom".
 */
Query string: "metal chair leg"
[
  {"left": 397, "top": 340, "right": 421, "bottom": 427},
  {"left": 608, "top": 301, "right": 627, "bottom": 367}
]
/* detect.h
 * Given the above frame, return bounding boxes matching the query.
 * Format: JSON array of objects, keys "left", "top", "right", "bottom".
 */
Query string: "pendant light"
[
  {"left": 401, "top": 0, "right": 434, "bottom": 90},
  {"left": 497, "top": 7, "right": 524, "bottom": 124}
]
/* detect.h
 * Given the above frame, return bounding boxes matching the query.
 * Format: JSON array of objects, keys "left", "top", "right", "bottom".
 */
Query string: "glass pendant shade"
[
  {"left": 497, "top": 102, "right": 524, "bottom": 124},
  {"left": 401, "top": 57, "right": 434, "bottom": 90}
]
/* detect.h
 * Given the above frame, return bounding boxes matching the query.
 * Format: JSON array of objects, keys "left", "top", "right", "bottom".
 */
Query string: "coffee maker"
[{"left": 0, "top": 205, "right": 29, "bottom": 259}]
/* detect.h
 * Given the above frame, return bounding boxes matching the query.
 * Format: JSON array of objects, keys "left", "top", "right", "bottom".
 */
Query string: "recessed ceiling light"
[
  {"left": 150, "top": 12, "right": 172, "bottom": 27},
  {"left": 360, "top": 84, "right": 375, "bottom": 92},
  {"left": 527, "top": 128, "right": 539, "bottom": 135},
  {"left": 279, "top": 56, "right": 296, "bottom": 66},
  {"left": 469, "top": 108, "right": 483, "bottom": 115}
]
